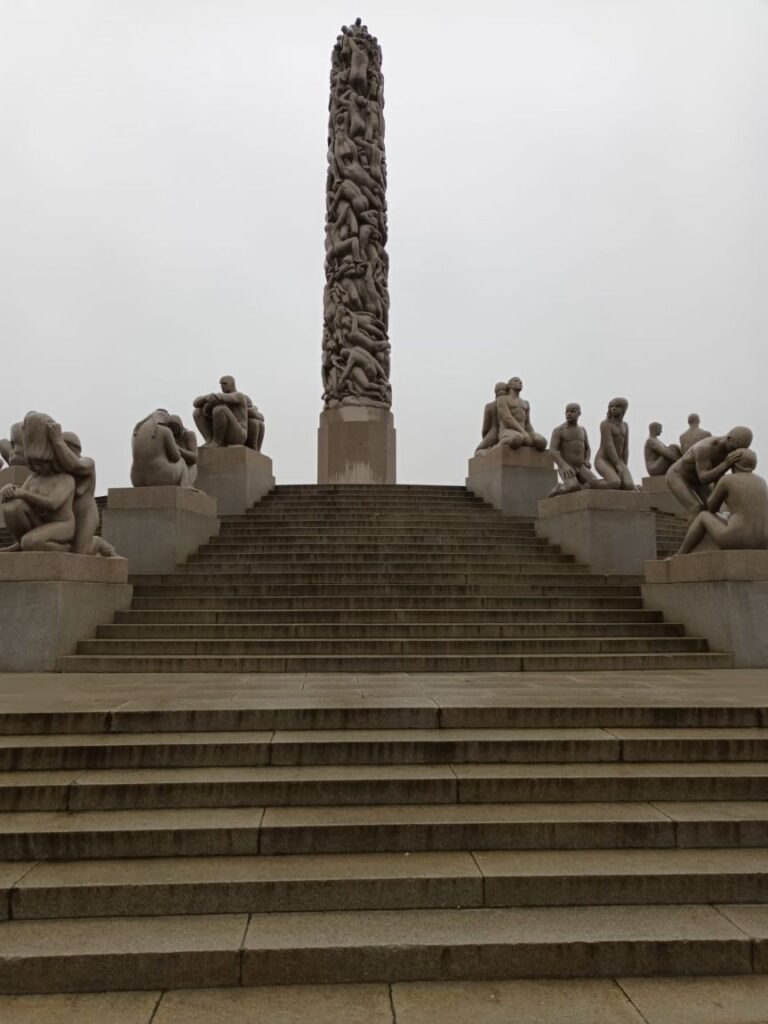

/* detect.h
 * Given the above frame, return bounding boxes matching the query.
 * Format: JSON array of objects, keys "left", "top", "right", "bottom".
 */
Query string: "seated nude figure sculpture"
[
  {"left": 549, "top": 403, "right": 597, "bottom": 494},
  {"left": 644, "top": 422, "right": 682, "bottom": 477},
  {"left": 590, "top": 397, "right": 636, "bottom": 490},
  {"left": 0, "top": 412, "right": 77, "bottom": 552},
  {"left": 131, "top": 409, "right": 195, "bottom": 488},
  {"left": 679, "top": 413, "right": 711, "bottom": 455},
  {"left": 168, "top": 415, "right": 199, "bottom": 485},
  {"left": 193, "top": 376, "right": 261, "bottom": 449},
  {"left": 475, "top": 382, "right": 508, "bottom": 455},
  {"left": 677, "top": 448, "right": 767, "bottom": 554},
  {"left": 496, "top": 377, "right": 547, "bottom": 451},
  {"left": 665, "top": 426, "right": 753, "bottom": 518}
]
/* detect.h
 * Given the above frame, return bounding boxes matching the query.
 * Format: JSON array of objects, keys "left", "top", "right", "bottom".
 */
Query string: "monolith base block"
[
  {"left": 102, "top": 486, "right": 219, "bottom": 574},
  {"left": 643, "top": 550, "right": 768, "bottom": 667},
  {"left": 0, "top": 466, "right": 29, "bottom": 529},
  {"left": 537, "top": 489, "right": 655, "bottom": 575},
  {"left": 0, "top": 553, "right": 132, "bottom": 671},
  {"left": 317, "top": 406, "right": 396, "bottom": 485},
  {"left": 467, "top": 447, "right": 557, "bottom": 517},
  {"left": 641, "top": 475, "right": 684, "bottom": 517},
  {"left": 196, "top": 446, "right": 275, "bottom": 514}
]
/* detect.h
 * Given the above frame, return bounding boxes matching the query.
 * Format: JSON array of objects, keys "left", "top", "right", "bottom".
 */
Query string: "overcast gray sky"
[{"left": 1, "top": 0, "right": 766, "bottom": 491}]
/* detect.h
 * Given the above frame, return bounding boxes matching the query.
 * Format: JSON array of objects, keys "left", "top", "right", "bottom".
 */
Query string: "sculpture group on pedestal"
[
  {"left": 475, "top": 378, "right": 546, "bottom": 456},
  {"left": 549, "top": 404, "right": 597, "bottom": 495},
  {"left": 322, "top": 19, "right": 391, "bottom": 411},
  {"left": 666, "top": 427, "right": 753, "bottom": 518},
  {"left": 0, "top": 411, "right": 115, "bottom": 556},
  {"left": 644, "top": 423, "right": 682, "bottom": 478},
  {"left": 131, "top": 410, "right": 199, "bottom": 488},
  {"left": 677, "top": 448, "right": 768, "bottom": 554}
]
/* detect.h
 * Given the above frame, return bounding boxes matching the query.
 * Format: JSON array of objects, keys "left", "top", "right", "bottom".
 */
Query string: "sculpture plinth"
[
  {"left": 537, "top": 489, "right": 655, "bottom": 575},
  {"left": 102, "top": 486, "right": 219, "bottom": 574},
  {"left": 641, "top": 475, "right": 684, "bottom": 517},
  {"left": 196, "top": 446, "right": 274, "bottom": 515},
  {"left": 318, "top": 406, "right": 396, "bottom": 485},
  {"left": 467, "top": 447, "right": 556, "bottom": 517},
  {"left": 643, "top": 551, "right": 768, "bottom": 667},
  {"left": 0, "top": 553, "right": 132, "bottom": 671}
]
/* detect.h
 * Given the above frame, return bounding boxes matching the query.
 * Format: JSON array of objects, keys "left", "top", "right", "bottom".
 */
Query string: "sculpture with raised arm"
[
  {"left": 679, "top": 413, "right": 711, "bottom": 455},
  {"left": 666, "top": 426, "right": 754, "bottom": 517},
  {"left": 496, "top": 377, "right": 547, "bottom": 451},
  {"left": 131, "top": 409, "right": 195, "bottom": 488},
  {"left": 193, "top": 376, "right": 264, "bottom": 450},
  {"left": 677, "top": 448, "right": 768, "bottom": 554},
  {"left": 590, "top": 397, "right": 636, "bottom": 490},
  {"left": 644, "top": 422, "right": 682, "bottom": 477},
  {"left": 549, "top": 403, "right": 597, "bottom": 494}
]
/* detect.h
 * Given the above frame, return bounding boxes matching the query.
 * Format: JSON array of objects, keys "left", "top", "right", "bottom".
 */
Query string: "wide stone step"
[
  {"left": 195, "top": 544, "right": 557, "bottom": 556},
  {"left": 57, "top": 652, "right": 729, "bottom": 673},
  {"left": 3, "top": 727, "right": 765, "bottom": 772},
  {"left": 185, "top": 555, "right": 576, "bottom": 568},
  {"left": 96, "top": 621, "right": 686, "bottom": 640},
  {"left": 4, "top": 801, "right": 768, "bottom": 859},
  {"left": 160, "top": 568, "right": 593, "bottom": 584},
  {"left": 75, "top": 637, "right": 709, "bottom": 657},
  {"left": 116, "top": 606, "right": 662, "bottom": 624},
  {"left": 4, "top": 762, "right": 768, "bottom": 812},
  {"left": 129, "top": 595, "right": 648, "bottom": 610},
  {"left": 216, "top": 528, "right": 540, "bottom": 538},
  {"left": 131, "top": 582, "right": 641, "bottom": 597},
  {"left": 6, "top": 848, "right": 768, "bottom": 921}
]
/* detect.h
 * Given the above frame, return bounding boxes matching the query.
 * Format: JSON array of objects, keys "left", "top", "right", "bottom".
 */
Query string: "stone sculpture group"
[
  {"left": 472, "top": 381, "right": 766, "bottom": 554},
  {"left": 322, "top": 19, "right": 391, "bottom": 411}
]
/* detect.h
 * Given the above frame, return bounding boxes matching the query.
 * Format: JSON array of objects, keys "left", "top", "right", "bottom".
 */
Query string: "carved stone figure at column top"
[
  {"left": 549, "top": 403, "right": 597, "bottom": 495},
  {"left": 679, "top": 413, "right": 712, "bottom": 454},
  {"left": 666, "top": 426, "right": 753, "bottom": 517},
  {"left": 677, "top": 448, "right": 768, "bottom": 553},
  {"left": 496, "top": 377, "right": 547, "bottom": 452},
  {"left": 322, "top": 19, "right": 391, "bottom": 410},
  {"left": 132, "top": 409, "right": 198, "bottom": 488},
  {"left": 193, "top": 376, "right": 265, "bottom": 451},
  {"left": 0, "top": 422, "right": 27, "bottom": 468},
  {"left": 0, "top": 411, "right": 114, "bottom": 556},
  {"left": 474, "top": 383, "right": 508, "bottom": 456},
  {"left": 644, "top": 422, "right": 682, "bottom": 477},
  {"left": 590, "top": 397, "right": 636, "bottom": 490}
]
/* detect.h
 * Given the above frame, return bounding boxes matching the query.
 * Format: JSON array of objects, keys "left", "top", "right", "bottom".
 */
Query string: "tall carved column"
[{"left": 317, "top": 18, "right": 396, "bottom": 484}]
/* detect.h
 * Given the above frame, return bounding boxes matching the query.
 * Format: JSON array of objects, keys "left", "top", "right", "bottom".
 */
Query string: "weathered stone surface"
[
  {"left": 537, "top": 490, "right": 654, "bottom": 575},
  {"left": 0, "top": 552, "right": 127, "bottom": 584},
  {"left": 318, "top": 406, "right": 396, "bottom": 485},
  {"left": 0, "top": 991, "right": 160, "bottom": 1024},
  {"left": 102, "top": 488, "right": 219, "bottom": 575},
  {"left": 155, "top": 984, "right": 393, "bottom": 1024},
  {"left": 641, "top": 476, "right": 685, "bottom": 516},
  {"left": 619, "top": 974, "right": 768, "bottom": 1024},
  {"left": 196, "top": 447, "right": 274, "bottom": 515},
  {"left": 467, "top": 446, "right": 556, "bottom": 517},
  {"left": 646, "top": 550, "right": 768, "bottom": 584}
]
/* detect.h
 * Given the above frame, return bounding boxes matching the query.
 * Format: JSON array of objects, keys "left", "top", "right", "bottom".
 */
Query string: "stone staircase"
[
  {"left": 0, "top": 699, "right": 767, "bottom": 993},
  {"left": 59, "top": 485, "right": 726, "bottom": 673}
]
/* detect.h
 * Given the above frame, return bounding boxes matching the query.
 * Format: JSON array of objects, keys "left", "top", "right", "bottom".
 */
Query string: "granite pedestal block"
[
  {"left": 643, "top": 551, "right": 768, "bottom": 667},
  {"left": 318, "top": 406, "right": 396, "bottom": 485},
  {"left": 102, "top": 487, "right": 219, "bottom": 574},
  {"left": 0, "top": 553, "right": 132, "bottom": 671},
  {"left": 0, "top": 466, "right": 30, "bottom": 529},
  {"left": 196, "top": 447, "right": 275, "bottom": 515},
  {"left": 466, "top": 447, "right": 557, "bottom": 517},
  {"left": 641, "top": 475, "right": 684, "bottom": 517},
  {"left": 537, "top": 489, "right": 655, "bottom": 575}
]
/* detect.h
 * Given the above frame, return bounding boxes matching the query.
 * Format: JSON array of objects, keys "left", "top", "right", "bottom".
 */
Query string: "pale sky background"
[{"left": 1, "top": 0, "right": 766, "bottom": 491}]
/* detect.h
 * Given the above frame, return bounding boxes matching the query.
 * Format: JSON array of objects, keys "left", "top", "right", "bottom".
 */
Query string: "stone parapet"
[
  {"left": 0, "top": 553, "right": 132, "bottom": 671},
  {"left": 643, "top": 550, "right": 768, "bottom": 667},
  {"left": 536, "top": 489, "right": 655, "bottom": 575},
  {"left": 102, "top": 487, "right": 219, "bottom": 575},
  {"left": 467, "top": 446, "right": 557, "bottom": 517},
  {"left": 318, "top": 406, "right": 396, "bottom": 485},
  {"left": 197, "top": 446, "right": 275, "bottom": 514}
]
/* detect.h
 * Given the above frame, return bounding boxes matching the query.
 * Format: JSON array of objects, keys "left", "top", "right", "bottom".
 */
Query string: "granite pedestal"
[
  {"left": 641, "top": 475, "right": 684, "bottom": 517},
  {"left": 0, "top": 466, "right": 29, "bottom": 529},
  {"left": 643, "top": 550, "right": 768, "bottom": 667},
  {"left": 318, "top": 406, "right": 396, "bottom": 485},
  {"left": 0, "top": 553, "right": 132, "bottom": 671},
  {"left": 467, "top": 447, "right": 557, "bottom": 517},
  {"left": 537, "top": 489, "right": 655, "bottom": 575},
  {"left": 102, "top": 487, "right": 219, "bottom": 574},
  {"left": 196, "top": 447, "right": 275, "bottom": 515}
]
